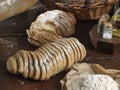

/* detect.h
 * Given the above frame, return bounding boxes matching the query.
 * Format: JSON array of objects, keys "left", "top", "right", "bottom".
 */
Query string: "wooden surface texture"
[{"left": 0, "top": 1, "right": 120, "bottom": 90}]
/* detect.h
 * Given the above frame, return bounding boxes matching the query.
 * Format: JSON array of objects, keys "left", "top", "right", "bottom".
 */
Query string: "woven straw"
[{"left": 40, "top": 0, "right": 115, "bottom": 20}]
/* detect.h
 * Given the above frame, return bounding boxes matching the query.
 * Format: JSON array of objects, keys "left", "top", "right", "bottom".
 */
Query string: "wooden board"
[
  {"left": 89, "top": 24, "right": 120, "bottom": 55},
  {"left": 0, "top": 60, "right": 67, "bottom": 90},
  {"left": 0, "top": 1, "right": 45, "bottom": 37},
  {"left": 0, "top": 1, "right": 117, "bottom": 90}
]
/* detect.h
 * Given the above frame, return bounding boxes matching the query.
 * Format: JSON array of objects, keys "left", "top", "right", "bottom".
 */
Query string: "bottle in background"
[
  {"left": 97, "top": 14, "right": 110, "bottom": 34},
  {"left": 111, "top": 8, "right": 120, "bottom": 37},
  {"left": 102, "top": 22, "right": 113, "bottom": 39}
]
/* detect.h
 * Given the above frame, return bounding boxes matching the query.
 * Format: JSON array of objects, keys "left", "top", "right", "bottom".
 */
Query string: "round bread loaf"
[{"left": 27, "top": 10, "right": 76, "bottom": 46}]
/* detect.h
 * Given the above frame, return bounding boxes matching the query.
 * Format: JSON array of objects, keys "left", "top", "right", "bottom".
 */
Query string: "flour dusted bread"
[
  {"left": 61, "top": 74, "right": 119, "bottom": 90},
  {"left": 27, "top": 10, "right": 76, "bottom": 46},
  {"left": 0, "top": 0, "right": 38, "bottom": 22},
  {"left": 6, "top": 38, "right": 86, "bottom": 80},
  {"left": 60, "top": 63, "right": 120, "bottom": 90}
]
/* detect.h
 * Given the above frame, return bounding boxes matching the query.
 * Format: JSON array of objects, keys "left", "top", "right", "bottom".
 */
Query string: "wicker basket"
[{"left": 40, "top": 0, "right": 115, "bottom": 20}]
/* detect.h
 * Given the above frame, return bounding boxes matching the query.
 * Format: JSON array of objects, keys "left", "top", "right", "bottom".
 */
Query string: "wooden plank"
[
  {"left": 0, "top": 60, "right": 67, "bottom": 90},
  {"left": 89, "top": 24, "right": 120, "bottom": 55},
  {"left": 0, "top": 1, "right": 45, "bottom": 36}
]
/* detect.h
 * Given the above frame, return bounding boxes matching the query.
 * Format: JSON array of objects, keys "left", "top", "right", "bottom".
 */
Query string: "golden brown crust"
[
  {"left": 56, "top": 39, "right": 75, "bottom": 69},
  {"left": 27, "top": 51, "right": 35, "bottom": 79},
  {"left": 7, "top": 57, "right": 17, "bottom": 74},
  {"left": 50, "top": 43, "right": 66, "bottom": 71},
  {"left": 18, "top": 50, "right": 29, "bottom": 78},
  {"left": 49, "top": 43, "right": 64, "bottom": 73},
  {"left": 6, "top": 38, "right": 86, "bottom": 80},
  {"left": 14, "top": 53, "right": 24, "bottom": 74},
  {"left": 27, "top": 10, "right": 76, "bottom": 46},
  {"left": 40, "top": 46, "right": 54, "bottom": 79},
  {"left": 34, "top": 50, "right": 47, "bottom": 80},
  {"left": 29, "top": 51, "right": 41, "bottom": 80},
  {"left": 55, "top": 40, "right": 73, "bottom": 69},
  {"left": 69, "top": 38, "right": 81, "bottom": 62},
  {"left": 44, "top": 44, "right": 58, "bottom": 75}
]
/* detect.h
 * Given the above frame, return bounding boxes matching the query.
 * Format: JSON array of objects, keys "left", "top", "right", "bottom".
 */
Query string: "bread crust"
[
  {"left": 6, "top": 38, "right": 86, "bottom": 80},
  {"left": 14, "top": 54, "right": 24, "bottom": 73},
  {"left": 69, "top": 38, "right": 81, "bottom": 62},
  {"left": 44, "top": 44, "right": 58, "bottom": 75},
  {"left": 34, "top": 50, "right": 47, "bottom": 80},
  {"left": 39, "top": 46, "right": 54, "bottom": 79},
  {"left": 7, "top": 57, "right": 17, "bottom": 74},
  {"left": 18, "top": 50, "right": 29, "bottom": 78},
  {"left": 27, "top": 51, "right": 35, "bottom": 78},
  {"left": 27, "top": 10, "right": 76, "bottom": 46}
]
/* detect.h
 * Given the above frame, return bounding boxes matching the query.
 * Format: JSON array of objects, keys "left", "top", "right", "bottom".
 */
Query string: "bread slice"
[
  {"left": 27, "top": 51, "right": 34, "bottom": 79},
  {"left": 36, "top": 49, "right": 52, "bottom": 80},
  {"left": 43, "top": 44, "right": 58, "bottom": 75},
  {"left": 6, "top": 57, "right": 17, "bottom": 74},
  {"left": 70, "top": 38, "right": 86, "bottom": 62},
  {"left": 55, "top": 40, "right": 73, "bottom": 69},
  {"left": 50, "top": 43, "right": 66, "bottom": 71},
  {"left": 14, "top": 54, "right": 24, "bottom": 74},
  {"left": 49, "top": 43, "right": 64, "bottom": 73},
  {"left": 80, "top": 43, "right": 87, "bottom": 60},
  {"left": 64, "top": 39, "right": 76, "bottom": 62},
  {"left": 40, "top": 46, "right": 54, "bottom": 79},
  {"left": 56, "top": 39, "right": 75, "bottom": 69},
  {"left": 69, "top": 38, "right": 81, "bottom": 62},
  {"left": 34, "top": 51, "right": 45, "bottom": 80},
  {"left": 34, "top": 50, "right": 47, "bottom": 80},
  {"left": 29, "top": 51, "right": 40, "bottom": 80},
  {"left": 18, "top": 50, "right": 29, "bottom": 78},
  {"left": 22, "top": 67, "right": 29, "bottom": 79}
]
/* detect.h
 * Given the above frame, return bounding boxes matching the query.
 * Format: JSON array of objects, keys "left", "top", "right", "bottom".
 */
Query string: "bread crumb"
[
  {"left": 18, "top": 79, "right": 24, "bottom": 85},
  {"left": 0, "top": 37, "right": 18, "bottom": 49},
  {"left": 21, "top": 81, "right": 24, "bottom": 85}
]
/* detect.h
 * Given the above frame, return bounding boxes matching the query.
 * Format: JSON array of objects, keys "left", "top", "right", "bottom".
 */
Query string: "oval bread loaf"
[
  {"left": 0, "top": 0, "right": 38, "bottom": 22},
  {"left": 6, "top": 37, "right": 86, "bottom": 80},
  {"left": 27, "top": 10, "right": 76, "bottom": 47}
]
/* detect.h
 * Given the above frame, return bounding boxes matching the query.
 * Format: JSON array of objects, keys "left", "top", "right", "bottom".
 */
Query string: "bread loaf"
[
  {"left": 60, "top": 63, "right": 119, "bottom": 90},
  {"left": 27, "top": 10, "right": 76, "bottom": 46},
  {"left": 0, "top": 0, "right": 38, "bottom": 22},
  {"left": 6, "top": 38, "right": 86, "bottom": 80}
]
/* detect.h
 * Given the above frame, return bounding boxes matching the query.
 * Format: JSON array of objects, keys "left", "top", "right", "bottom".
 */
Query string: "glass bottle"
[
  {"left": 102, "top": 22, "right": 113, "bottom": 39},
  {"left": 97, "top": 14, "right": 110, "bottom": 34},
  {"left": 111, "top": 8, "right": 120, "bottom": 37}
]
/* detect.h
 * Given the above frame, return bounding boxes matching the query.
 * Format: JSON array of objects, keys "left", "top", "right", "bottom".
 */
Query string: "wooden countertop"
[{"left": 0, "top": 1, "right": 119, "bottom": 90}]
